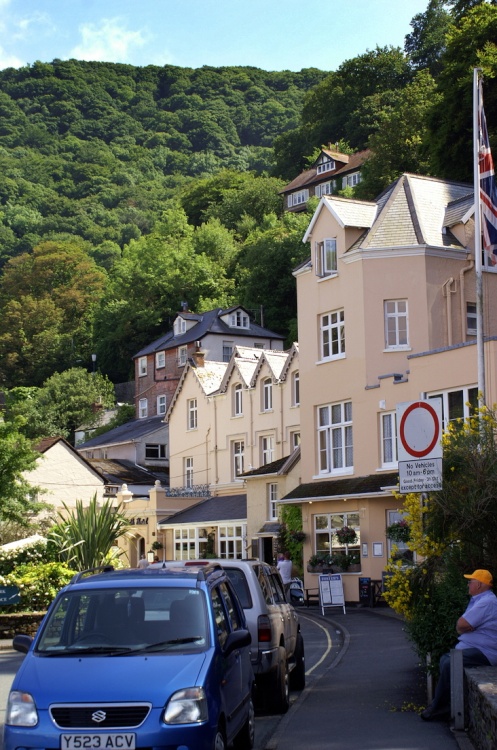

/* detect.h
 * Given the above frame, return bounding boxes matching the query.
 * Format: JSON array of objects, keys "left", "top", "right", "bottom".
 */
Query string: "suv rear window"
[{"left": 223, "top": 568, "right": 253, "bottom": 609}]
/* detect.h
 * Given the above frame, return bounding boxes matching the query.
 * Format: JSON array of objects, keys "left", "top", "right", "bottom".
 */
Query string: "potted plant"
[
  {"left": 289, "top": 530, "right": 306, "bottom": 544},
  {"left": 335, "top": 526, "right": 358, "bottom": 545},
  {"left": 151, "top": 541, "right": 163, "bottom": 551},
  {"left": 385, "top": 520, "right": 410, "bottom": 544},
  {"left": 307, "top": 553, "right": 332, "bottom": 572}
]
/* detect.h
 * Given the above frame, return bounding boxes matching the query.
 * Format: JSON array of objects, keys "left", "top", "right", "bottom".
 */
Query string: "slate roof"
[
  {"left": 77, "top": 415, "right": 167, "bottom": 450},
  {"left": 280, "top": 473, "right": 399, "bottom": 501},
  {"left": 134, "top": 307, "right": 284, "bottom": 358},
  {"left": 242, "top": 447, "right": 300, "bottom": 478},
  {"left": 87, "top": 458, "right": 169, "bottom": 487},
  {"left": 158, "top": 494, "right": 247, "bottom": 525}
]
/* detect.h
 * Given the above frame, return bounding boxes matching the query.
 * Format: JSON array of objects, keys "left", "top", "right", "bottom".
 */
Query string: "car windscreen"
[
  {"left": 223, "top": 568, "right": 253, "bottom": 609},
  {"left": 35, "top": 586, "right": 209, "bottom": 654}
]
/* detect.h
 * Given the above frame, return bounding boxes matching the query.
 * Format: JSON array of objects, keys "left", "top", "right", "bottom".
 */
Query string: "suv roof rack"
[{"left": 70, "top": 565, "right": 115, "bottom": 584}]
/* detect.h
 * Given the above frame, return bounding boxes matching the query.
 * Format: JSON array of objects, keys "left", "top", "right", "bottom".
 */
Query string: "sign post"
[
  {"left": 396, "top": 400, "right": 443, "bottom": 493},
  {"left": 318, "top": 573, "right": 346, "bottom": 615}
]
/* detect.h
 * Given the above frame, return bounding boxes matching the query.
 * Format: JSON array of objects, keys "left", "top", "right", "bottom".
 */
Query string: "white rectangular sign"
[
  {"left": 399, "top": 458, "right": 443, "bottom": 493},
  {"left": 318, "top": 573, "right": 346, "bottom": 614}
]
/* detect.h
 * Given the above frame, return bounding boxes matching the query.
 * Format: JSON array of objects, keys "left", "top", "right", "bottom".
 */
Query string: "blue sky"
[{"left": 0, "top": 0, "right": 429, "bottom": 72}]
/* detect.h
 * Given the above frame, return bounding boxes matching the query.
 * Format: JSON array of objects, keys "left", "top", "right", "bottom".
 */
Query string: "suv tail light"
[{"left": 257, "top": 614, "right": 272, "bottom": 643}]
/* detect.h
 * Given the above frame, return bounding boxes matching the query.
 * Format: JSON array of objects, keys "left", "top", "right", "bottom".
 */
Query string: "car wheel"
[
  {"left": 213, "top": 726, "right": 226, "bottom": 750},
  {"left": 289, "top": 632, "right": 306, "bottom": 691},
  {"left": 233, "top": 695, "right": 255, "bottom": 749},
  {"left": 272, "top": 645, "right": 290, "bottom": 714}
]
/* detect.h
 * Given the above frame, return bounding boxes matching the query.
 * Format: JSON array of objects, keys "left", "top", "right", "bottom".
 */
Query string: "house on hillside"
[
  {"left": 133, "top": 304, "right": 285, "bottom": 420},
  {"left": 278, "top": 173, "right": 497, "bottom": 602},
  {"left": 25, "top": 437, "right": 106, "bottom": 509},
  {"left": 158, "top": 344, "right": 300, "bottom": 561},
  {"left": 280, "top": 147, "right": 370, "bottom": 213}
]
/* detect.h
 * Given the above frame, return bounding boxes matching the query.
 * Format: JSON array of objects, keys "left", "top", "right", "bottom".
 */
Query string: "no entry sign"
[
  {"left": 396, "top": 400, "right": 443, "bottom": 493},
  {"left": 396, "top": 400, "right": 442, "bottom": 462}
]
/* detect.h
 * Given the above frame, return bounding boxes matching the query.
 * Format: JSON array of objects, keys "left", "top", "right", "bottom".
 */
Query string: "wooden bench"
[{"left": 305, "top": 588, "right": 320, "bottom": 607}]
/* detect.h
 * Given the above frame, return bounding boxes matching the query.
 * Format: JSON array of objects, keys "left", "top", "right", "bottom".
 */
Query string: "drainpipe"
[
  {"left": 205, "top": 426, "right": 210, "bottom": 487},
  {"left": 213, "top": 396, "right": 219, "bottom": 485},
  {"left": 442, "top": 278, "right": 456, "bottom": 346},
  {"left": 459, "top": 260, "right": 474, "bottom": 343}
]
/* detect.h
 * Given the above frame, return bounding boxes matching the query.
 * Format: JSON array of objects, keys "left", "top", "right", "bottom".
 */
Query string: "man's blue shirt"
[{"left": 456, "top": 589, "right": 497, "bottom": 664}]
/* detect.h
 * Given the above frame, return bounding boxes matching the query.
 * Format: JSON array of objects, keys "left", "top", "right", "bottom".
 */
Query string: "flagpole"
[{"left": 474, "top": 67, "right": 486, "bottom": 407}]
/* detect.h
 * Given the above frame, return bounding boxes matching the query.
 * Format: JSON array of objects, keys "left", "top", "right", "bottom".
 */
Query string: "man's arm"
[{"left": 456, "top": 616, "right": 474, "bottom": 634}]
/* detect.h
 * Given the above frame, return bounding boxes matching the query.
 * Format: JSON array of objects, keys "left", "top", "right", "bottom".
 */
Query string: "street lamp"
[{"left": 91, "top": 353, "right": 97, "bottom": 374}]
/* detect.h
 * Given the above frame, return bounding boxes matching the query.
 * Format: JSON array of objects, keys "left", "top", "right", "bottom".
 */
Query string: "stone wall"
[
  {"left": 465, "top": 667, "right": 497, "bottom": 750},
  {"left": 0, "top": 612, "right": 46, "bottom": 639}
]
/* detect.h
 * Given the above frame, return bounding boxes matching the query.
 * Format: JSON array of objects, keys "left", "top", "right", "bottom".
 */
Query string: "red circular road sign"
[{"left": 399, "top": 401, "right": 440, "bottom": 458}]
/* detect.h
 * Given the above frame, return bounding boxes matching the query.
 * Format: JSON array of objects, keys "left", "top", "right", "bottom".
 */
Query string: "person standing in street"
[
  {"left": 277, "top": 550, "right": 293, "bottom": 596},
  {"left": 421, "top": 568, "right": 497, "bottom": 721}
]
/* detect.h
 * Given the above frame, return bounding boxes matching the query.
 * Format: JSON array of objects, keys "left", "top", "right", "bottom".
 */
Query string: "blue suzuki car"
[{"left": 4, "top": 564, "right": 254, "bottom": 750}]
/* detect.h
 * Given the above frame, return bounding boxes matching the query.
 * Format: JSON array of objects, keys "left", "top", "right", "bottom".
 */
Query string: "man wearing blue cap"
[{"left": 421, "top": 569, "right": 497, "bottom": 721}]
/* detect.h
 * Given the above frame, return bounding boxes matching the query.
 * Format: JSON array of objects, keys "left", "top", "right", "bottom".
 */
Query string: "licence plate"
[{"left": 61, "top": 734, "right": 136, "bottom": 749}]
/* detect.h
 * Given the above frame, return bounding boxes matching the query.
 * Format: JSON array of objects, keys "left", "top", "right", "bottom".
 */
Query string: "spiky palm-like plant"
[{"left": 49, "top": 493, "right": 130, "bottom": 570}]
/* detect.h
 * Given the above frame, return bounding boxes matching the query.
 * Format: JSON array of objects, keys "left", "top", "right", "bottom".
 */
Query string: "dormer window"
[
  {"left": 230, "top": 310, "right": 249, "bottom": 329},
  {"left": 317, "top": 160, "right": 335, "bottom": 174},
  {"left": 174, "top": 317, "right": 187, "bottom": 336},
  {"left": 138, "top": 357, "right": 147, "bottom": 377}
]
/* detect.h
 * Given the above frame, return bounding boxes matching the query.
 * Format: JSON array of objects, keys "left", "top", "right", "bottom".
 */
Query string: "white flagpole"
[{"left": 474, "top": 67, "right": 486, "bottom": 407}]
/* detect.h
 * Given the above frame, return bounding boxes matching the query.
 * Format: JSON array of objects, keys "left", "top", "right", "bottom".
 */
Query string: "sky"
[{"left": 0, "top": 0, "right": 430, "bottom": 73}]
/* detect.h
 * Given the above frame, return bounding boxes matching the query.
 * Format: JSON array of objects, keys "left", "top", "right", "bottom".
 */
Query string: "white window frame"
[
  {"left": 317, "top": 160, "right": 335, "bottom": 174},
  {"left": 262, "top": 378, "right": 273, "bottom": 412},
  {"left": 261, "top": 435, "right": 274, "bottom": 465},
  {"left": 230, "top": 310, "right": 249, "bottom": 328},
  {"left": 384, "top": 300, "right": 409, "bottom": 349},
  {"left": 174, "top": 317, "right": 187, "bottom": 336},
  {"left": 187, "top": 398, "right": 197, "bottom": 430},
  {"left": 342, "top": 172, "right": 361, "bottom": 188},
  {"left": 467, "top": 302, "right": 477, "bottom": 335},
  {"left": 157, "top": 394, "right": 167, "bottom": 415},
  {"left": 268, "top": 483, "right": 278, "bottom": 521},
  {"left": 219, "top": 524, "right": 245, "bottom": 559},
  {"left": 138, "top": 357, "right": 147, "bottom": 377},
  {"left": 174, "top": 527, "right": 208, "bottom": 560},
  {"left": 315, "top": 511, "right": 360, "bottom": 556},
  {"left": 428, "top": 386, "right": 478, "bottom": 431},
  {"left": 320, "top": 309, "right": 345, "bottom": 360},
  {"left": 184, "top": 456, "right": 194, "bottom": 488},
  {"left": 315, "top": 238, "right": 337, "bottom": 278},
  {"left": 317, "top": 401, "right": 353, "bottom": 475},
  {"left": 381, "top": 412, "right": 397, "bottom": 468},
  {"left": 155, "top": 351, "right": 165, "bottom": 369},
  {"left": 145, "top": 443, "right": 167, "bottom": 460},
  {"left": 291, "top": 431, "right": 301, "bottom": 450},
  {"left": 315, "top": 181, "right": 334, "bottom": 198},
  {"left": 233, "top": 383, "right": 243, "bottom": 417},
  {"left": 178, "top": 346, "right": 187, "bottom": 366},
  {"left": 138, "top": 398, "right": 148, "bottom": 418},
  {"left": 288, "top": 189, "right": 309, "bottom": 207},
  {"left": 232, "top": 440, "right": 245, "bottom": 479},
  {"left": 292, "top": 371, "right": 300, "bottom": 406}
]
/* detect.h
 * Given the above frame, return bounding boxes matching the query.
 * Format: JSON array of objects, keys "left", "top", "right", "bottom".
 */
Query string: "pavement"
[{"left": 266, "top": 604, "right": 475, "bottom": 750}]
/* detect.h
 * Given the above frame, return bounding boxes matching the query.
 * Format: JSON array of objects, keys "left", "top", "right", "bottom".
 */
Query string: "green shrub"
[{"left": 0, "top": 562, "right": 75, "bottom": 612}]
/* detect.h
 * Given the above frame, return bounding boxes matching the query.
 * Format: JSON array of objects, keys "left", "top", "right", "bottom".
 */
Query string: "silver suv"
[{"left": 158, "top": 559, "right": 305, "bottom": 713}]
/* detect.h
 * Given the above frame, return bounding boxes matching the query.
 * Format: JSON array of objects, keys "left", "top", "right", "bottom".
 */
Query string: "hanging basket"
[
  {"left": 386, "top": 521, "right": 411, "bottom": 543},
  {"left": 335, "top": 527, "right": 358, "bottom": 545}
]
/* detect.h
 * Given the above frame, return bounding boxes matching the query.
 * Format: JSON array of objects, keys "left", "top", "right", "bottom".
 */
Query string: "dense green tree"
[
  {"left": 404, "top": 0, "right": 453, "bottom": 76},
  {"left": 427, "top": 3, "right": 497, "bottom": 181},
  {"left": 355, "top": 70, "right": 440, "bottom": 199},
  {"left": 0, "top": 417, "right": 42, "bottom": 525},
  {"left": 6, "top": 369, "right": 116, "bottom": 443}
]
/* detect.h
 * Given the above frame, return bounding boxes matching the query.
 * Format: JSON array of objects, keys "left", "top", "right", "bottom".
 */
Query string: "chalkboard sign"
[
  {"left": 318, "top": 573, "right": 346, "bottom": 614},
  {"left": 359, "top": 577, "right": 372, "bottom": 604},
  {"left": 0, "top": 585, "right": 20, "bottom": 606}
]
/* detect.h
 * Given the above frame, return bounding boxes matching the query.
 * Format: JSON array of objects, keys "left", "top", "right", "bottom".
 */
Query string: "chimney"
[
  {"left": 181, "top": 301, "right": 188, "bottom": 312},
  {"left": 192, "top": 341, "right": 205, "bottom": 368}
]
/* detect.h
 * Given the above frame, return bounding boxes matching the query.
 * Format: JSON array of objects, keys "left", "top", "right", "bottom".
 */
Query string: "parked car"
[
  {"left": 5, "top": 564, "right": 255, "bottom": 750},
  {"left": 155, "top": 559, "right": 305, "bottom": 713}
]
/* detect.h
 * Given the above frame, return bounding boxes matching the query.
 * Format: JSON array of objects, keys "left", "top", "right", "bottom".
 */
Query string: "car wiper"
[
  {"left": 113, "top": 637, "right": 204, "bottom": 655},
  {"left": 42, "top": 646, "right": 134, "bottom": 656}
]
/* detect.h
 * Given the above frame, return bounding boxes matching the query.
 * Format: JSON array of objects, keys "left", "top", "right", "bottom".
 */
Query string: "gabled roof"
[
  {"left": 158, "top": 494, "right": 247, "bottom": 525},
  {"left": 88, "top": 458, "right": 169, "bottom": 487},
  {"left": 34, "top": 436, "right": 106, "bottom": 482},
  {"left": 165, "top": 360, "right": 227, "bottom": 420},
  {"left": 218, "top": 346, "right": 264, "bottom": 393},
  {"left": 279, "top": 342, "right": 299, "bottom": 381},
  {"left": 303, "top": 173, "right": 474, "bottom": 254},
  {"left": 280, "top": 149, "right": 370, "bottom": 195},
  {"left": 250, "top": 349, "right": 289, "bottom": 385},
  {"left": 134, "top": 306, "right": 284, "bottom": 358},
  {"left": 280, "top": 472, "right": 399, "bottom": 502},
  {"left": 77, "top": 415, "right": 167, "bottom": 450}
]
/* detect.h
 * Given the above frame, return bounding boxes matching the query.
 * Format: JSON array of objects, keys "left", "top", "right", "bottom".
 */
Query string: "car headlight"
[
  {"left": 163, "top": 687, "right": 208, "bottom": 724},
  {"left": 6, "top": 691, "right": 38, "bottom": 727}
]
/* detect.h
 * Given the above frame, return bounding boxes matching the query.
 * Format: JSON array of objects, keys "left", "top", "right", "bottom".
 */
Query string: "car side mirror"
[
  {"left": 223, "top": 628, "right": 251, "bottom": 656},
  {"left": 13, "top": 634, "right": 33, "bottom": 654}
]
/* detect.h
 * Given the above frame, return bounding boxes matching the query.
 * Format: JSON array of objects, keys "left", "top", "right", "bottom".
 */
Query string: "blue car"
[{"left": 4, "top": 564, "right": 254, "bottom": 750}]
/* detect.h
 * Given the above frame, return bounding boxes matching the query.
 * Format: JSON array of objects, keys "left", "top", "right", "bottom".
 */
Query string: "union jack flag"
[{"left": 479, "top": 89, "right": 497, "bottom": 262}]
